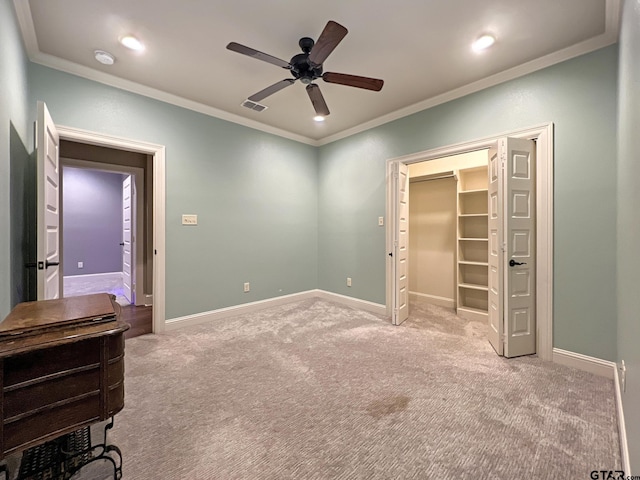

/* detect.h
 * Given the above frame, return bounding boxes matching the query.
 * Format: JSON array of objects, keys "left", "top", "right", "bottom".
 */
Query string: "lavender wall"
[{"left": 63, "top": 167, "right": 125, "bottom": 276}]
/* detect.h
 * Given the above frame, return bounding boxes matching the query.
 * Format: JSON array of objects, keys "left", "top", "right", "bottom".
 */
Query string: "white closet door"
[
  {"left": 487, "top": 147, "right": 503, "bottom": 355},
  {"left": 487, "top": 137, "right": 537, "bottom": 357},
  {"left": 393, "top": 162, "right": 410, "bottom": 325},
  {"left": 503, "top": 137, "right": 536, "bottom": 358}
]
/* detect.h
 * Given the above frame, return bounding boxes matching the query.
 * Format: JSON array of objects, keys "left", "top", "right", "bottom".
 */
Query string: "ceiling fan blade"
[
  {"left": 308, "top": 21, "right": 348, "bottom": 67},
  {"left": 248, "top": 79, "right": 296, "bottom": 102},
  {"left": 306, "top": 84, "right": 330, "bottom": 116},
  {"left": 226, "top": 42, "right": 291, "bottom": 69},
  {"left": 323, "top": 72, "right": 384, "bottom": 91}
]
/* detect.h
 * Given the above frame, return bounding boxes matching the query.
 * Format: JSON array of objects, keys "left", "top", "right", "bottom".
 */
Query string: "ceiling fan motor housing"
[{"left": 290, "top": 38, "right": 323, "bottom": 84}]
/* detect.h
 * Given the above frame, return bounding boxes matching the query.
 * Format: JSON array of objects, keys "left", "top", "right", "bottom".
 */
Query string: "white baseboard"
[
  {"left": 552, "top": 349, "right": 629, "bottom": 472},
  {"left": 64, "top": 271, "right": 123, "bottom": 280},
  {"left": 614, "top": 365, "right": 631, "bottom": 475},
  {"left": 165, "top": 289, "right": 387, "bottom": 331},
  {"left": 552, "top": 348, "right": 616, "bottom": 379},
  {"left": 165, "top": 290, "right": 318, "bottom": 331},
  {"left": 409, "top": 291, "right": 455, "bottom": 309},
  {"left": 312, "top": 290, "right": 387, "bottom": 316}
]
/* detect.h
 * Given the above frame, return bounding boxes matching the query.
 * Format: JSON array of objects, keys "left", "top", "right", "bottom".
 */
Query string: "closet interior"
[{"left": 408, "top": 150, "right": 489, "bottom": 321}]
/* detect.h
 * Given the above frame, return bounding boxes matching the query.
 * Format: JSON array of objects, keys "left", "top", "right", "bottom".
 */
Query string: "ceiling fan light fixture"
[
  {"left": 226, "top": 20, "right": 383, "bottom": 117},
  {"left": 94, "top": 50, "right": 115, "bottom": 65},
  {"left": 120, "top": 35, "right": 145, "bottom": 51},
  {"left": 472, "top": 34, "right": 496, "bottom": 52}
]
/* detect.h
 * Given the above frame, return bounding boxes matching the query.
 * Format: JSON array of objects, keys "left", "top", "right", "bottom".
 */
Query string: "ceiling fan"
[{"left": 227, "top": 21, "right": 384, "bottom": 117}]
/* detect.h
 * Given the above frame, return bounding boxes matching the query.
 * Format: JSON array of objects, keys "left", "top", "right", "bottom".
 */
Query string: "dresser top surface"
[
  {"left": 0, "top": 294, "right": 117, "bottom": 336},
  {"left": 0, "top": 294, "right": 128, "bottom": 357}
]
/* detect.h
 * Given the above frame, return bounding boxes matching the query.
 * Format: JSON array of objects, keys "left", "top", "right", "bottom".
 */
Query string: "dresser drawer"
[
  {"left": 4, "top": 394, "right": 100, "bottom": 454},
  {"left": 4, "top": 339, "right": 100, "bottom": 387},
  {"left": 4, "top": 368, "right": 100, "bottom": 421}
]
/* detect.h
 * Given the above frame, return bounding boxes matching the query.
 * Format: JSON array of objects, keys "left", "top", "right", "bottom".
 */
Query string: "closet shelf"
[
  {"left": 459, "top": 283, "right": 489, "bottom": 292},
  {"left": 457, "top": 306, "right": 488, "bottom": 316},
  {"left": 456, "top": 164, "right": 489, "bottom": 322},
  {"left": 459, "top": 188, "right": 489, "bottom": 195}
]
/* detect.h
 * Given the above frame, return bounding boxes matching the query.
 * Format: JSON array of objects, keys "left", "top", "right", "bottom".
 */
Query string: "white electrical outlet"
[
  {"left": 244, "top": 282, "right": 250, "bottom": 293},
  {"left": 78, "top": 261, "right": 83, "bottom": 269},
  {"left": 347, "top": 277, "right": 352, "bottom": 287},
  {"left": 378, "top": 216, "right": 384, "bottom": 226},
  {"left": 620, "top": 360, "right": 626, "bottom": 393},
  {"left": 182, "top": 214, "right": 198, "bottom": 225}
]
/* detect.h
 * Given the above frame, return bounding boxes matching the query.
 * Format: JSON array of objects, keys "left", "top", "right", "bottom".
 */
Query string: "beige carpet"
[{"left": 107, "top": 298, "right": 620, "bottom": 479}]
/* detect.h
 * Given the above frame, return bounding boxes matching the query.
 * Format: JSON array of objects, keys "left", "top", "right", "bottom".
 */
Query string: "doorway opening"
[
  {"left": 407, "top": 149, "right": 489, "bottom": 316},
  {"left": 385, "top": 123, "right": 553, "bottom": 360},
  {"left": 60, "top": 159, "right": 146, "bottom": 308},
  {"left": 55, "top": 126, "right": 166, "bottom": 334}
]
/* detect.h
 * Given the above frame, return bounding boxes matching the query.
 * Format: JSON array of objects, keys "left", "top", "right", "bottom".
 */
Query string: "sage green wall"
[
  {"left": 617, "top": 0, "right": 640, "bottom": 471},
  {"left": 3, "top": 0, "right": 620, "bottom": 364},
  {"left": 28, "top": 64, "right": 318, "bottom": 320},
  {"left": 318, "top": 46, "right": 619, "bottom": 361},
  {"left": 0, "top": 0, "right": 31, "bottom": 318}
]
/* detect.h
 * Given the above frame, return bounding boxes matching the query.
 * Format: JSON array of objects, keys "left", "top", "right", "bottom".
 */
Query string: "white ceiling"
[{"left": 14, "top": 0, "right": 619, "bottom": 145}]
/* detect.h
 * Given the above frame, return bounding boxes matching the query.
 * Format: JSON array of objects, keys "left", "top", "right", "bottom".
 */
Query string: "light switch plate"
[
  {"left": 182, "top": 214, "right": 198, "bottom": 225},
  {"left": 378, "top": 216, "right": 384, "bottom": 226}
]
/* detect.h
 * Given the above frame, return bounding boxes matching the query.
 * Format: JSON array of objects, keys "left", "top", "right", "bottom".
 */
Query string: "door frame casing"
[
  {"left": 385, "top": 122, "right": 553, "bottom": 361},
  {"left": 56, "top": 125, "right": 166, "bottom": 333}
]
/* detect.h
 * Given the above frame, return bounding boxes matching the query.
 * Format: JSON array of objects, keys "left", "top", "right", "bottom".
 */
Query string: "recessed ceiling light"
[
  {"left": 94, "top": 50, "right": 115, "bottom": 65},
  {"left": 120, "top": 35, "right": 145, "bottom": 51},
  {"left": 472, "top": 34, "right": 496, "bottom": 52},
  {"left": 313, "top": 115, "right": 325, "bottom": 122}
]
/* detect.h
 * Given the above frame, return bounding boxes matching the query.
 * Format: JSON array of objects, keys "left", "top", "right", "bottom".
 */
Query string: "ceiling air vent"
[{"left": 241, "top": 100, "right": 268, "bottom": 112}]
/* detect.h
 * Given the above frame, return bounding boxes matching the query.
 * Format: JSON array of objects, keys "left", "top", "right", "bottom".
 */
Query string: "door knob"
[{"left": 509, "top": 259, "right": 526, "bottom": 267}]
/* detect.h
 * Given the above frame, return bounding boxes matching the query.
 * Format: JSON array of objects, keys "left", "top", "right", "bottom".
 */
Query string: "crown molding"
[
  {"left": 31, "top": 50, "right": 319, "bottom": 146},
  {"left": 317, "top": 0, "right": 620, "bottom": 146},
  {"left": 13, "top": 1, "right": 317, "bottom": 146},
  {"left": 14, "top": 0, "right": 620, "bottom": 148}
]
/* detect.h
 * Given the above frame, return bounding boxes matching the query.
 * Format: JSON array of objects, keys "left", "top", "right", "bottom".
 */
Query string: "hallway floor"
[{"left": 64, "top": 272, "right": 130, "bottom": 306}]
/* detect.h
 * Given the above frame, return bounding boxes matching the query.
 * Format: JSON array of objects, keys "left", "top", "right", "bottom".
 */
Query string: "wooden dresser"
[{"left": 0, "top": 294, "right": 129, "bottom": 459}]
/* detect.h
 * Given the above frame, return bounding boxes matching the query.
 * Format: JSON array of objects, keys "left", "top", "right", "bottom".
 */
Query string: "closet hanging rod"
[{"left": 410, "top": 170, "right": 457, "bottom": 183}]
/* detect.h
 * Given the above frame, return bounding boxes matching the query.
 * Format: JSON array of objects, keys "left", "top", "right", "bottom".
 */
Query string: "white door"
[
  {"left": 487, "top": 146, "right": 503, "bottom": 355},
  {"left": 36, "top": 102, "right": 61, "bottom": 300},
  {"left": 488, "top": 137, "right": 537, "bottom": 358},
  {"left": 122, "top": 175, "right": 133, "bottom": 303},
  {"left": 392, "top": 162, "right": 409, "bottom": 325},
  {"left": 503, "top": 137, "right": 536, "bottom": 357}
]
